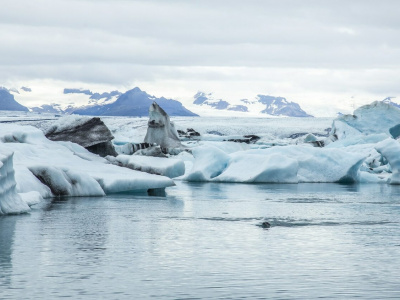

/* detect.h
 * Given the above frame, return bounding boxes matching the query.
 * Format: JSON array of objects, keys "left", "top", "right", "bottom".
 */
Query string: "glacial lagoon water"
[{"left": 1, "top": 182, "right": 400, "bottom": 299}]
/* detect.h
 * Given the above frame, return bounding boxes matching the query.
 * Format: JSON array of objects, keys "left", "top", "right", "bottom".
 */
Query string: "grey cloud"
[{"left": 1, "top": 0, "right": 399, "bottom": 106}]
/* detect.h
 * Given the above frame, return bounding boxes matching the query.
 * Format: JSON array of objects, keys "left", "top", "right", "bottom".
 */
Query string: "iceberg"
[
  {"left": 0, "top": 124, "right": 174, "bottom": 198},
  {"left": 45, "top": 115, "right": 118, "bottom": 157},
  {"left": 0, "top": 152, "right": 30, "bottom": 214},
  {"left": 144, "top": 102, "right": 183, "bottom": 149},
  {"left": 328, "top": 101, "right": 400, "bottom": 142},
  {"left": 184, "top": 145, "right": 365, "bottom": 183},
  {"left": 184, "top": 146, "right": 230, "bottom": 181}
]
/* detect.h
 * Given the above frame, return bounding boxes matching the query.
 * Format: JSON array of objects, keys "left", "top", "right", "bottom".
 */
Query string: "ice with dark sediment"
[
  {"left": 0, "top": 123, "right": 175, "bottom": 202},
  {"left": 144, "top": 102, "right": 183, "bottom": 149}
]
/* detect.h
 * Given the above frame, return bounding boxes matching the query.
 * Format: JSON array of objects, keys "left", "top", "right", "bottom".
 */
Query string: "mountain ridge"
[
  {"left": 193, "top": 92, "right": 313, "bottom": 117},
  {"left": 72, "top": 87, "right": 198, "bottom": 117},
  {"left": 0, "top": 87, "right": 29, "bottom": 112}
]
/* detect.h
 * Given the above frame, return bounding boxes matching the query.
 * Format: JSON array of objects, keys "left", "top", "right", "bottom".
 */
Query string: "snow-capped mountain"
[
  {"left": 63, "top": 88, "right": 122, "bottom": 105},
  {"left": 73, "top": 87, "right": 198, "bottom": 117},
  {"left": 28, "top": 87, "right": 197, "bottom": 117},
  {"left": 30, "top": 103, "right": 76, "bottom": 114},
  {"left": 0, "top": 87, "right": 29, "bottom": 111},
  {"left": 193, "top": 92, "right": 313, "bottom": 117},
  {"left": 381, "top": 97, "right": 400, "bottom": 109},
  {"left": 30, "top": 88, "right": 121, "bottom": 114},
  {"left": 193, "top": 92, "right": 231, "bottom": 110},
  {"left": 256, "top": 95, "right": 312, "bottom": 117}
]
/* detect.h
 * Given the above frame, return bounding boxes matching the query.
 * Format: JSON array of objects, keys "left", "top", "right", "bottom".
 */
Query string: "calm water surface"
[{"left": 1, "top": 182, "right": 400, "bottom": 299}]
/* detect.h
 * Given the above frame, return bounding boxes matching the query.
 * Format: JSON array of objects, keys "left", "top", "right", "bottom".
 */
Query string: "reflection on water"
[
  {"left": 1, "top": 182, "right": 400, "bottom": 299},
  {"left": 0, "top": 216, "right": 17, "bottom": 286}
]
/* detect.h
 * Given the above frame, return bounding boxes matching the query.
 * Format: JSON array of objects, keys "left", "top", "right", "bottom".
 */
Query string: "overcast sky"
[{"left": 1, "top": 0, "right": 399, "bottom": 115}]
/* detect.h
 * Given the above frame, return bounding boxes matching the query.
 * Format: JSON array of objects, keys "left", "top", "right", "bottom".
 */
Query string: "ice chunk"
[
  {"left": 107, "top": 155, "right": 185, "bottom": 178},
  {"left": 19, "top": 191, "right": 43, "bottom": 206},
  {"left": 0, "top": 124, "right": 175, "bottom": 197},
  {"left": 184, "top": 146, "right": 230, "bottom": 181},
  {"left": 45, "top": 115, "right": 92, "bottom": 134},
  {"left": 184, "top": 145, "right": 365, "bottom": 183},
  {"left": 326, "top": 132, "right": 389, "bottom": 148},
  {"left": 214, "top": 153, "right": 298, "bottom": 183},
  {"left": 331, "top": 101, "right": 400, "bottom": 139},
  {"left": 46, "top": 116, "right": 117, "bottom": 157},
  {"left": 0, "top": 152, "right": 30, "bottom": 214},
  {"left": 95, "top": 168, "right": 175, "bottom": 194},
  {"left": 375, "top": 138, "right": 400, "bottom": 184},
  {"left": 144, "top": 102, "right": 182, "bottom": 148},
  {"left": 198, "top": 141, "right": 249, "bottom": 154},
  {"left": 325, "top": 120, "right": 363, "bottom": 145},
  {"left": 28, "top": 166, "right": 105, "bottom": 197}
]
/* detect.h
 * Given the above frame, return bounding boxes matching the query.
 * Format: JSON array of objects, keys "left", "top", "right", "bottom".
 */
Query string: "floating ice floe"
[
  {"left": 183, "top": 101, "right": 400, "bottom": 184},
  {"left": 0, "top": 124, "right": 175, "bottom": 208},
  {"left": 183, "top": 145, "right": 364, "bottom": 183}
]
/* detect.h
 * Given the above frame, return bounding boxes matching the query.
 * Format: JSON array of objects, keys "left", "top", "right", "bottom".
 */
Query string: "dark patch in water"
[
  {"left": 265, "top": 218, "right": 396, "bottom": 228},
  {"left": 199, "top": 217, "right": 264, "bottom": 222},
  {"left": 283, "top": 197, "right": 342, "bottom": 203}
]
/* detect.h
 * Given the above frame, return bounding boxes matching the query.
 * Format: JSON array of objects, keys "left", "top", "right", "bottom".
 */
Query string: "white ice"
[
  {"left": 183, "top": 145, "right": 364, "bottom": 183},
  {"left": 1, "top": 100, "right": 399, "bottom": 188},
  {"left": 144, "top": 102, "right": 182, "bottom": 148},
  {"left": 0, "top": 124, "right": 174, "bottom": 199},
  {"left": 0, "top": 152, "right": 30, "bottom": 214},
  {"left": 107, "top": 155, "right": 185, "bottom": 178},
  {"left": 375, "top": 138, "right": 400, "bottom": 184},
  {"left": 330, "top": 101, "right": 400, "bottom": 140}
]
